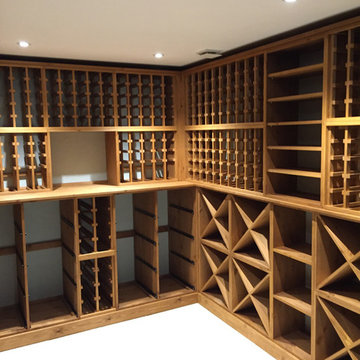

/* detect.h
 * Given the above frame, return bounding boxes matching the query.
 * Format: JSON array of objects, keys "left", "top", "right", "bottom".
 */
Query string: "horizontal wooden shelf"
[
  {"left": 274, "top": 245, "right": 312, "bottom": 265},
  {"left": 267, "top": 146, "right": 321, "bottom": 152},
  {"left": 274, "top": 289, "right": 312, "bottom": 316},
  {"left": 185, "top": 122, "right": 265, "bottom": 131},
  {"left": 268, "top": 168, "right": 321, "bottom": 178},
  {"left": 268, "top": 63, "right": 323, "bottom": 79},
  {"left": 0, "top": 181, "right": 193, "bottom": 205},
  {"left": 0, "top": 126, "right": 177, "bottom": 133},
  {"left": 268, "top": 120, "right": 322, "bottom": 127},
  {"left": 268, "top": 92, "right": 323, "bottom": 103},
  {"left": 326, "top": 117, "right": 360, "bottom": 126}
]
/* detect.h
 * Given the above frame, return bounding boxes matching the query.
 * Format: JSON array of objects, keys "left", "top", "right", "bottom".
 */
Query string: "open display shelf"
[
  {"left": 0, "top": 13, "right": 360, "bottom": 360},
  {"left": 266, "top": 41, "right": 324, "bottom": 201}
]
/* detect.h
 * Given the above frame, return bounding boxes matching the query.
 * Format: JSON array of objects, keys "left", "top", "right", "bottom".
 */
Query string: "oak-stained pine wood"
[{"left": 1, "top": 12, "right": 360, "bottom": 359}]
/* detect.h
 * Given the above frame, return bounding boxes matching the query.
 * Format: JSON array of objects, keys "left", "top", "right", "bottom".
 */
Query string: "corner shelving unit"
[{"left": 1, "top": 13, "right": 360, "bottom": 360}]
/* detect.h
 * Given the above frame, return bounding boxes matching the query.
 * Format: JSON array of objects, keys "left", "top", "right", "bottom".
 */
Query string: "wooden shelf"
[
  {"left": 267, "top": 120, "right": 322, "bottom": 127},
  {"left": 268, "top": 63, "right": 323, "bottom": 78},
  {"left": 268, "top": 92, "right": 323, "bottom": 103},
  {"left": 274, "top": 245, "right": 312, "bottom": 265},
  {"left": 274, "top": 289, "right": 312, "bottom": 316},
  {"left": 268, "top": 168, "right": 321, "bottom": 178},
  {"left": 0, "top": 181, "right": 193, "bottom": 205},
  {"left": 268, "top": 146, "right": 321, "bottom": 152}
]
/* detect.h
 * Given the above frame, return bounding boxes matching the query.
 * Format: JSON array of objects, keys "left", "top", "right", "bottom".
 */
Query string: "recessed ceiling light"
[
  {"left": 18, "top": 40, "right": 30, "bottom": 48},
  {"left": 154, "top": 52, "right": 164, "bottom": 59},
  {"left": 283, "top": 0, "right": 297, "bottom": 2}
]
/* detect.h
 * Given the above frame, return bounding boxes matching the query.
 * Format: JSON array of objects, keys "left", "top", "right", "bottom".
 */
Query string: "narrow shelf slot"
[{"left": 274, "top": 300, "right": 312, "bottom": 360}]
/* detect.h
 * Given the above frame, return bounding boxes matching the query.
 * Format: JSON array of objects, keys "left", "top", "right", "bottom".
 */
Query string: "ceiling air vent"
[{"left": 197, "top": 49, "right": 222, "bottom": 59}]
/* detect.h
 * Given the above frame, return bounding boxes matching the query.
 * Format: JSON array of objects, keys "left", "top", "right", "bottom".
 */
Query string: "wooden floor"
[{"left": 30, "top": 296, "right": 76, "bottom": 329}]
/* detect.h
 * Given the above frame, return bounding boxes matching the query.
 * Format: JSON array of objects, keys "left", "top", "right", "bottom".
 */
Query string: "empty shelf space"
[
  {"left": 274, "top": 299, "right": 312, "bottom": 360},
  {"left": 118, "top": 281, "right": 155, "bottom": 308},
  {"left": 30, "top": 296, "right": 76, "bottom": 329},
  {"left": 275, "top": 330, "right": 311, "bottom": 360},
  {"left": 273, "top": 206, "right": 313, "bottom": 265},
  {"left": 159, "top": 275, "right": 193, "bottom": 299},
  {"left": 274, "top": 252, "right": 312, "bottom": 316},
  {"left": 274, "top": 288, "right": 312, "bottom": 316},
  {"left": 268, "top": 92, "right": 323, "bottom": 103},
  {"left": 268, "top": 63, "right": 323, "bottom": 78},
  {"left": 267, "top": 168, "right": 321, "bottom": 178}
]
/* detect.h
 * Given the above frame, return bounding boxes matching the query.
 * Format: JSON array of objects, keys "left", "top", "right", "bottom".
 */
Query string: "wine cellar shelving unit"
[{"left": 1, "top": 13, "right": 360, "bottom": 360}]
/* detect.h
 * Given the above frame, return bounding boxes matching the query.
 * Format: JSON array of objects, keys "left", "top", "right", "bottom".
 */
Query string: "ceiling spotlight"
[
  {"left": 154, "top": 52, "right": 164, "bottom": 59},
  {"left": 18, "top": 40, "right": 30, "bottom": 48},
  {"left": 283, "top": 0, "right": 297, "bottom": 2}
]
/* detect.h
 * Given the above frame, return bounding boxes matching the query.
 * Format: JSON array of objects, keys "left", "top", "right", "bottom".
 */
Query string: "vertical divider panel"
[
  {"left": 168, "top": 188, "right": 197, "bottom": 290},
  {"left": 13, "top": 204, "right": 30, "bottom": 328},
  {"left": 311, "top": 213, "right": 317, "bottom": 360},
  {"left": 105, "top": 132, "right": 120, "bottom": 185},
  {"left": 60, "top": 199, "right": 80, "bottom": 316},
  {"left": 133, "top": 191, "right": 159, "bottom": 298},
  {"left": 269, "top": 203, "right": 275, "bottom": 340}
]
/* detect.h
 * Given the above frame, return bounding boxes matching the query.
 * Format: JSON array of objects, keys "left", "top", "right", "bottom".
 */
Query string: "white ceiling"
[{"left": 0, "top": 0, "right": 359, "bottom": 67}]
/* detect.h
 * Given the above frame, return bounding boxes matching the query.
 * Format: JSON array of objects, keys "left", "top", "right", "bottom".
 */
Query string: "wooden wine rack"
[{"left": 1, "top": 13, "right": 360, "bottom": 360}]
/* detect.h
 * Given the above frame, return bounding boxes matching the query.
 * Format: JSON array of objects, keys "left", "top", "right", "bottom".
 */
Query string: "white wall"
[{"left": 51, "top": 132, "right": 108, "bottom": 184}]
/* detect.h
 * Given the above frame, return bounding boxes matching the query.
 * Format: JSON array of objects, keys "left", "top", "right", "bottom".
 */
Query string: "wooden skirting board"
[{"left": 0, "top": 293, "right": 198, "bottom": 352}]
